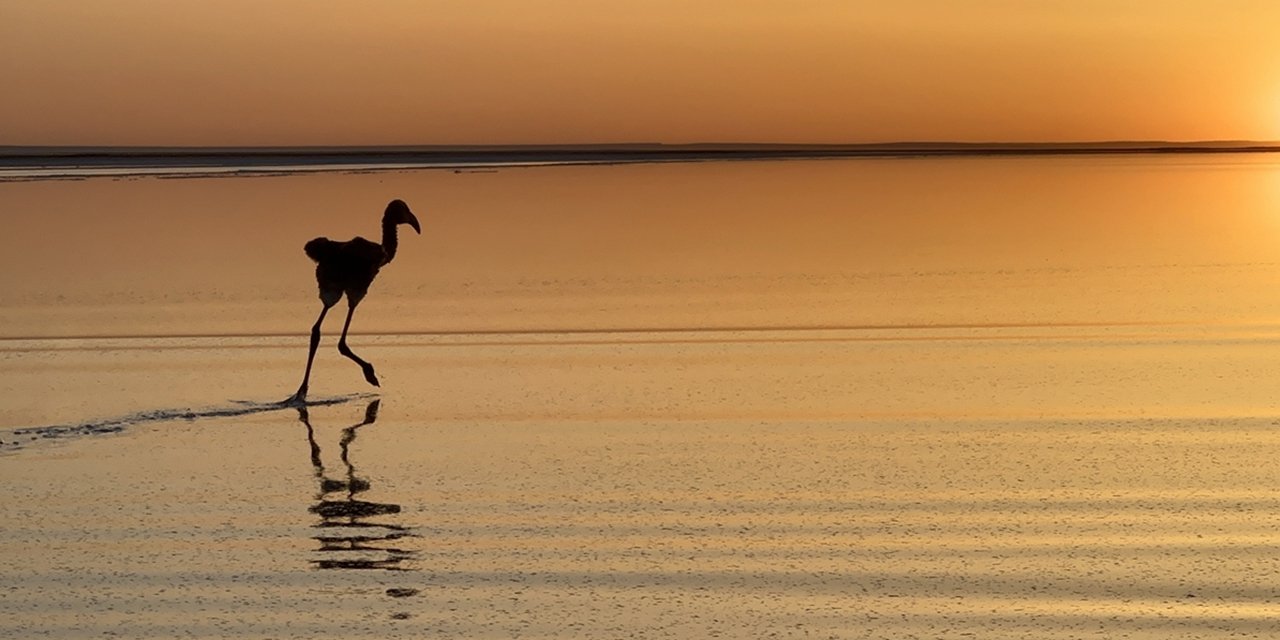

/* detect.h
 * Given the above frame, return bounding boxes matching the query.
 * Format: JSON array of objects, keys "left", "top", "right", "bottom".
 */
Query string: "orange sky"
[{"left": 3, "top": 0, "right": 1278, "bottom": 146}]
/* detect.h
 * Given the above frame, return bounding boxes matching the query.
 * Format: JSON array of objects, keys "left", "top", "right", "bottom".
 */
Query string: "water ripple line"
[{"left": 0, "top": 393, "right": 373, "bottom": 452}]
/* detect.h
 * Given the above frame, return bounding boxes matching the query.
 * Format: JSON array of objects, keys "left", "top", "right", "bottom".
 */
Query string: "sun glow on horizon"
[{"left": 2, "top": 1, "right": 1278, "bottom": 146}]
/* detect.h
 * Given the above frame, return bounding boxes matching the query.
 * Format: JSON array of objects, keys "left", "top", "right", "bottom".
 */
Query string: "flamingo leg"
[
  {"left": 337, "top": 298, "right": 380, "bottom": 387},
  {"left": 289, "top": 304, "right": 331, "bottom": 403}
]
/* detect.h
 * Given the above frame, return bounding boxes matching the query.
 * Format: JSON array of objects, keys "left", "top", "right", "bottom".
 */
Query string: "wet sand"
[{"left": 5, "top": 328, "right": 1280, "bottom": 638}]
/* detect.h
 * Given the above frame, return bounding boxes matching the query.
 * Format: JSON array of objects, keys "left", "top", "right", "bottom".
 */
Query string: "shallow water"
[
  {"left": 5, "top": 155, "right": 1280, "bottom": 339},
  {"left": 4, "top": 155, "right": 1280, "bottom": 637},
  {"left": 5, "top": 332, "right": 1280, "bottom": 637}
]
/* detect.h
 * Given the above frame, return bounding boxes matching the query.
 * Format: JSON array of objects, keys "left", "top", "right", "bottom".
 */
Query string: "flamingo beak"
[{"left": 406, "top": 211, "right": 421, "bottom": 234}]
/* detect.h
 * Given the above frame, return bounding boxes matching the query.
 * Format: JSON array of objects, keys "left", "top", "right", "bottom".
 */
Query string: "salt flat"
[{"left": 5, "top": 156, "right": 1280, "bottom": 637}]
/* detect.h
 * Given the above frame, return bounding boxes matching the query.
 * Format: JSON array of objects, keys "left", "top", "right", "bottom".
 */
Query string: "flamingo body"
[{"left": 305, "top": 236, "right": 385, "bottom": 306}]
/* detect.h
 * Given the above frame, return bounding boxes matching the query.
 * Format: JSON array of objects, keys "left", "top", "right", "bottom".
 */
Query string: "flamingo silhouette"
[{"left": 288, "top": 199, "right": 421, "bottom": 403}]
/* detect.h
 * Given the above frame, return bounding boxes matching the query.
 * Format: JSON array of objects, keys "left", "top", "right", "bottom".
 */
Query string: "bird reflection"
[{"left": 296, "top": 399, "right": 416, "bottom": 570}]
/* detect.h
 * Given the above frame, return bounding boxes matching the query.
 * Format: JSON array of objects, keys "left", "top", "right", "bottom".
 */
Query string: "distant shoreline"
[{"left": 3, "top": 142, "right": 1277, "bottom": 180}]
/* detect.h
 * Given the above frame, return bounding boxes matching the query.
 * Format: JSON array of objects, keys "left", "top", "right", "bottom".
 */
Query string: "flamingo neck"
[{"left": 381, "top": 218, "right": 399, "bottom": 265}]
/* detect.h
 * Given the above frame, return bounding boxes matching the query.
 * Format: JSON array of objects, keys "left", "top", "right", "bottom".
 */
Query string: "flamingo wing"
[{"left": 304, "top": 237, "right": 340, "bottom": 263}]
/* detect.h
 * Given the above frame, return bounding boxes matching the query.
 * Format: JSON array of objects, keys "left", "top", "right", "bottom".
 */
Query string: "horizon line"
[{"left": 4, "top": 139, "right": 1280, "bottom": 154}]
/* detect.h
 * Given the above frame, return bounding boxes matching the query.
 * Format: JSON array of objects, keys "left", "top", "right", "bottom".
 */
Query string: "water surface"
[{"left": 3, "top": 155, "right": 1280, "bottom": 637}]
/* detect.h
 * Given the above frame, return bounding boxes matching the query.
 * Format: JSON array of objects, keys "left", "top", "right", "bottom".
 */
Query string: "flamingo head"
[{"left": 384, "top": 199, "right": 421, "bottom": 234}]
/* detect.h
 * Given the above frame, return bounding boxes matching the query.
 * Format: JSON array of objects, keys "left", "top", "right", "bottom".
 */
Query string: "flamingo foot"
[
  {"left": 283, "top": 385, "right": 309, "bottom": 406},
  {"left": 361, "top": 364, "right": 380, "bottom": 387}
]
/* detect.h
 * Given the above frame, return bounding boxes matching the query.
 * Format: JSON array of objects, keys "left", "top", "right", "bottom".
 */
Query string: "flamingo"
[{"left": 288, "top": 199, "right": 420, "bottom": 403}]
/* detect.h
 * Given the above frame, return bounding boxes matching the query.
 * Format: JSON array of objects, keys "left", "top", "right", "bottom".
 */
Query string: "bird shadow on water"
[
  {"left": 296, "top": 399, "right": 418, "bottom": 571},
  {"left": 0, "top": 393, "right": 376, "bottom": 452}
]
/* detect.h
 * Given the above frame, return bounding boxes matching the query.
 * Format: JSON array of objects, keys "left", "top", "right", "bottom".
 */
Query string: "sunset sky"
[{"left": 3, "top": 0, "right": 1279, "bottom": 146}]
